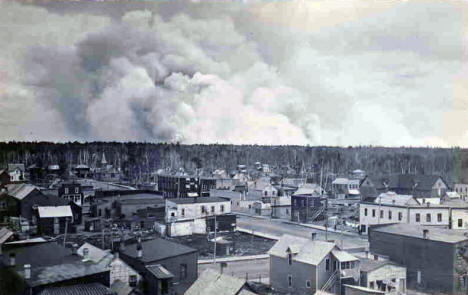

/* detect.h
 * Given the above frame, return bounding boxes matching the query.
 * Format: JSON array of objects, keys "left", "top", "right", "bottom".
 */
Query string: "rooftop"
[
  {"left": 370, "top": 223, "right": 468, "bottom": 243},
  {"left": 268, "top": 234, "right": 338, "bottom": 265},
  {"left": 121, "top": 238, "right": 197, "bottom": 263},
  {"left": 0, "top": 227, "right": 14, "bottom": 245},
  {"left": 359, "top": 258, "right": 400, "bottom": 272},
  {"left": 185, "top": 269, "right": 249, "bottom": 295},
  {"left": 38, "top": 206, "right": 73, "bottom": 218},
  {"left": 37, "top": 283, "right": 113, "bottom": 295},
  {"left": 145, "top": 264, "right": 174, "bottom": 279},
  {"left": 167, "top": 197, "right": 229, "bottom": 205},
  {"left": 6, "top": 183, "right": 37, "bottom": 200},
  {"left": 8, "top": 164, "right": 25, "bottom": 172}
]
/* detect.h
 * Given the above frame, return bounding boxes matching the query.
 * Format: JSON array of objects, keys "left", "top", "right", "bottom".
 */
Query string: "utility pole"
[
  {"left": 63, "top": 217, "right": 69, "bottom": 246},
  {"left": 213, "top": 213, "right": 217, "bottom": 264}
]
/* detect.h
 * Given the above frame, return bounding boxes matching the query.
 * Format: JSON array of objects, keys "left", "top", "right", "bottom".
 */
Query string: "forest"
[{"left": 1, "top": 142, "right": 468, "bottom": 184}]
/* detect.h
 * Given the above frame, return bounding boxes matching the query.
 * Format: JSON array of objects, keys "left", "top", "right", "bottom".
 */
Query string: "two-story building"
[
  {"left": 360, "top": 174, "right": 449, "bottom": 199},
  {"left": 269, "top": 234, "right": 360, "bottom": 295},
  {"left": 58, "top": 182, "right": 84, "bottom": 206},
  {"left": 332, "top": 178, "right": 360, "bottom": 200},
  {"left": 8, "top": 164, "right": 25, "bottom": 182},
  {"left": 369, "top": 223, "right": 468, "bottom": 294},
  {"left": 119, "top": 237, "right": 198, "bottom": 295},
  {"left": 157, "top": 174, "right": 217, "bottom": 198},
  {"left": 165, "top": 197, "right": 233, "bottom": 236},
  {"left": 359, "top": 192, "right": 468, "bottom": 234}
]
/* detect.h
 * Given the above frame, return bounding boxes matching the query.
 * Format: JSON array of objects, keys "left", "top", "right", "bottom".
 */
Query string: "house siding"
[
  {"left": 369, "top": 228, "right": 459, "bottom": 293},
  {"left": 270, "top": 255, "right": 315, "bottom": 295}
]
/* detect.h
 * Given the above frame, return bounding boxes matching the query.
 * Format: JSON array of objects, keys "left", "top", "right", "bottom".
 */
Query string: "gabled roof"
[
  {"left": 8, "top": 164, "right": 25, "bottom": 172},
  {"left": 332, "top": 178, "right": 349, "bottom": 185},
  {"left": 121, "top": 238, "right": 197, "bottom": 263},
  {"left": 6, "top": 184, "right": 37, "bottom": 200},
  {"left": 374, "top": 192, "right": 419, "bottom": 206},
  {"left": 359, "top": 258, "right": 401, "bottom": 273},
  {"left": 37, "top": 283, "right": 113, "bottom": 295},
  {"left": 146, "top": 264, "right": 174, "bottom": 279},
  {"left": 293, "top": 183, "right": 322, "bottom": 196},
  {"left": 268, "top": 234, "right": 336, "bottom": 265},
  {"left": 0, "top": 227, "right": 14, "bottom": 245},
  {"left": 77, "top": 242, "right": 113, "bottom": 265},
  {"left": 368, "top": 174, "right": 446, "bottom": 192},
  {"left": 185, "top": 269, "right": 249, "bottom": 295},
  {"left": 331, "top": 249, "right": 358, "bottom": 262}
]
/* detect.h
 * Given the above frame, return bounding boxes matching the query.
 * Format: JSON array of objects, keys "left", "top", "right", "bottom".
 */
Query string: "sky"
[{"left": 1, "top": 0, "right": 467, "bottom": 146}]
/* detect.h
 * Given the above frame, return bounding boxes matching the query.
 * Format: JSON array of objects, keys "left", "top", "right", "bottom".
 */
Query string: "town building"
[
  {"left": 0, "top": 240, "right": 111, "bottom": 294},
  {"left": 165, "top": 197, "right": 233, "bottom": 236},
  {"left": 58, "top": 182, "right": 84, "bottom": 206},
  {"left": 369, "top": 223, "right": 468, "bottom": 294},
  {"left": 359, "top": 192, "right": 468, "bottom": 234},
  {"left": 8, "top": 163, "right": 25, "bottom": 182},
  {"left": 157, "top": 174, "right": 217, "bottom": 198},
  {"left": 358, "top": 258, "right": 407, "bottom": 294},
  {"left": 332, "top": 178, "right": 360, "bottom": 200},
  {"left": 291, "top": 194, "right": 327, "bottom": 223},
  {"left": 77, "top": 242, "right": 140, "bottom": 290},
  {"left": 0, "top": 184, "right": 71, "bottom": 227},
  {"left": 0, "top": 169, "right": 10, "bottom": 187},
  {"left": 36, "top": 205, "right": 73, "bottom": 235},
  {"left": 119, "top": 237, "right": 198, "bottom": 295},
  {"left": 454, "top": 183, "right": 468, "bottom": 200},
  {"left": 269, "top": 234, "right": 360, "bottom": 295},
  {"left": 360, "top": 174, "right": 449, "bottom": 199}
]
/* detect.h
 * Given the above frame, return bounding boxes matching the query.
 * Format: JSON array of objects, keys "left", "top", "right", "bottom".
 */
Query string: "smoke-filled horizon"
[{"left": 1, "top": 0, "right": 467, "bottom": 147}]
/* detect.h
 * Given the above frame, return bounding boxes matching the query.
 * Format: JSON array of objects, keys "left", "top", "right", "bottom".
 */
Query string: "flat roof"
[
  {"left": 167, "top": 197, "right": 229, "bottom": 204},
  {"left": 370, "top": 223, "right": 468, "bottom": 244},
  {"left": 121, "top": 238, "right": 197, "bottom": 263}
]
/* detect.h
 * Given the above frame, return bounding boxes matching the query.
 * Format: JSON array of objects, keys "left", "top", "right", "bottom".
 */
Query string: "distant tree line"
[{"left": 1, "top": 142, "right": 468, "bottom": 185}]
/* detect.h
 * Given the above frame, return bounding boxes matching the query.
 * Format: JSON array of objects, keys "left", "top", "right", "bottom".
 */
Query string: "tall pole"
[
  {"left": 213, "top": 213, "right": 217, "bottom": 264},
  {"left": 63, "top": 217, "right": 68, "bottom": 246}
]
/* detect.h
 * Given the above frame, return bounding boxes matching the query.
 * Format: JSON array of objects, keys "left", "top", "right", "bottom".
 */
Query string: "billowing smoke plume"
[{"left": 1, "top": 1, "right": 467, "bottom": 146}]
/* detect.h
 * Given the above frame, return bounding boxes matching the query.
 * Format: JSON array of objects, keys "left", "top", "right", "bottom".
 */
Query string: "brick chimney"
[{"left": 82, "top": 247, "right": 89, "bottom": 261}]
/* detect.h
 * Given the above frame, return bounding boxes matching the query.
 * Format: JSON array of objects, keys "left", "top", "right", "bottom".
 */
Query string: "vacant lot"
[{"left": 167, "top": 232, "right": 275, "bottom": 259}]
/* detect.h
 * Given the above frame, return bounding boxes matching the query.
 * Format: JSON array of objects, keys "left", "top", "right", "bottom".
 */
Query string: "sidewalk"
[
  {"left": 237, "top": 227, "right": 279, "bottom": 240},
  {"left": 236, "top": 212, "right": 360, "bottom": 237},
  {"left": 198, "top": 254, "right": 269, "bottom": 264}
]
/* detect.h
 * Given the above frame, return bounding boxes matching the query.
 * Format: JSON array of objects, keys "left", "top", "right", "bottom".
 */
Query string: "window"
[
  {"left": 181, "top": 209, "right": 185, "bottom": 217},
  {"left": 426, "top": 213, "right": 431, "bottom": 222},
  {"left": 459, "top": 219, "right": 463, "bottom": 228},
  {"left": 326, "top": 258, "right": 330, "bottom": 271},
  {"left": 437, "top": 213, "right": 442, "bottom": 222},
  {"left": 75, "top": 187, "right": 79, "bottom": 194},
  {"left": 417, "top": 271, "right": 421, "bottom": 284},
  {"left": 288, "top": 275, "right": 292, "bottom": 287},
  {"left": 201, "top": 206, "right": 206, "bottom": 214},
  {"left": 380, "top": 210, "right": 384, "bottom": 219},
  {"left": 306, "top": 280, "right": 311, "bottom": 288},
  {"left": 180, "top": 264, "right": 187, "bottom": 280},
  {"left": 64, "top": 188, "right": 69, "bottom": 194},
  {"left": 372, "top": 209, "right": 376, "bottom": 217},
  {"left": 370, "top": 281, "right": 375, "bottom": 289},
  {"left": 364, "top": 208, "right": 368, "bottom": 216},
  {"left": 265, "top": 191, "right": 268, "bottom": 196},
  {"left": 211, "top": 206, "right": 215, "bottom": 213},
  {"left": 398, "top": 212, "right": 403, "bottom": 221},
  {"left": 221, "top": 205, "right": 225, "bottom": 213},
  {"left": 129, "top": 275, "right": 137, "bottom": 287},
  {"left": 388, "top": 210, "right": 392, "bottom": 220},
  {"left": 288, "top": 253, "right": 292, "bottom": 265},
  {"left": 416, "top": 213, "right": 420, "bottom": 222},
  {"left": 171, "top": 212, "right": 175, "bottom": 217}
]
